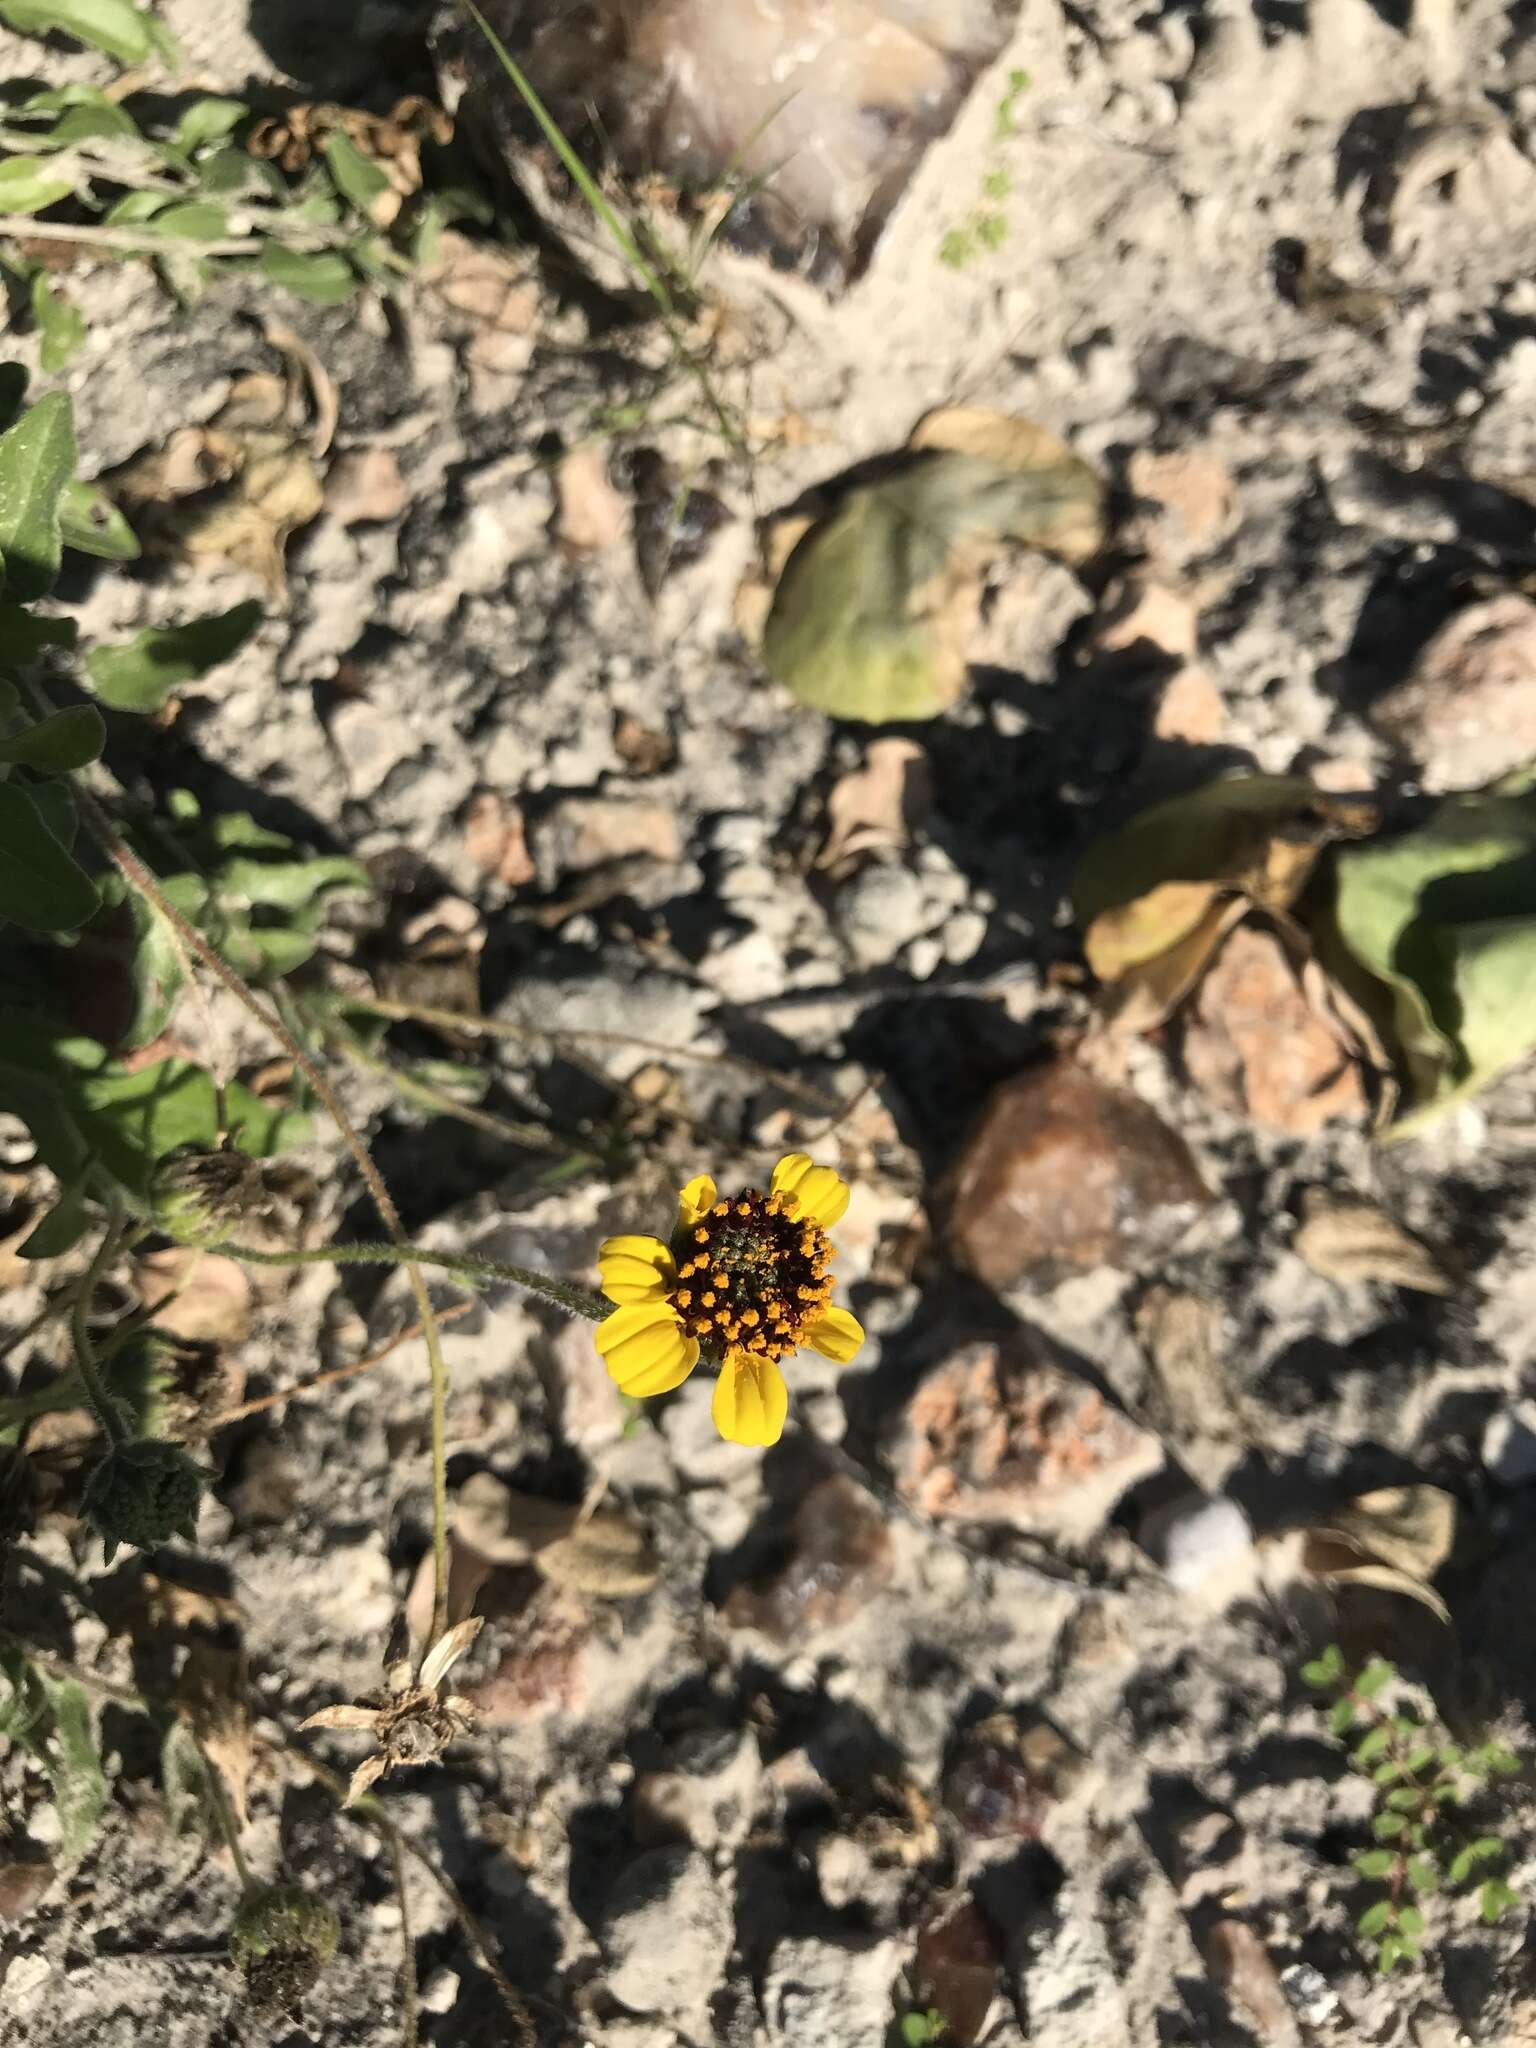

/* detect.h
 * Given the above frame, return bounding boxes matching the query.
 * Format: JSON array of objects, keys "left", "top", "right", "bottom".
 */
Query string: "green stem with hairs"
[
  {"left": 68, "top": 1198, "right": 131, "bottom": 1447},
  {"left": 223, "top": 1240, "right": 609, "bottom": 1322}
]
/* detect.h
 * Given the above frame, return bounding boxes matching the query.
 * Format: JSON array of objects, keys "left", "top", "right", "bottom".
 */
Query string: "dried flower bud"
[
  {"left": 80, "top": 1438, "right": 207, "bottom": 1562},
  {"left": 151, "top": 1145, "right": 263, "bottom": 1249},
  {"left": 230, "top": 1883, "right": 340, "bottom": 2012}
]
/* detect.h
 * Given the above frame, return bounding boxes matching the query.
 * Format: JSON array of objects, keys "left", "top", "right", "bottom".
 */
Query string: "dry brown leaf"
[
  {"left": 404, "top": 1537, "right": 491, "bottom": 1652},
  {"left": 1293, "top": 1191, "right": 1453, "bottom": 1296},
  {"left": 1134, "top": 1286, "right": 1244, "bottom": 1444},
  {"left": 180, "top": 1636, "right": 252, "bottom": 1825},
  {"left": 537, "top": 1513, "right": 658, "bottom": 1598},
  {"left": 262, "top": 319, "right": 339, "bottom": 457},
  {"left": 136, "top": 1249, "right": 252, "bottom": 1345},
  {"left": 556, "top": 445, "right": 627, "bottom": 556},
  {"left": 1301, "top": 1485, "right": 1457, "bottom": 1625},
  {"left": 911, "top": 409, "right": 1104, "bottom": 565},
  {"left": 452, "top": 1471, "right": 582, "bottom": 1564},
  {"left": 819, "top": 737, "right": 932, "bottom": 873}
]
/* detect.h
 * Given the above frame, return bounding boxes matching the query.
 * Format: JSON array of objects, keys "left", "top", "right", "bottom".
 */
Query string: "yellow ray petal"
[
  {"left": 598, "top": 1233, "right": 676, "bottom": 1304},
  {"left": 711, "top": 1350, "right": 789, "bottom": 1447},
  {"left": 770, "top": 1152, "right": 851, "bottom": 1229},
  {"left": 596, "top": 1303, "right": 699, "bottom": 1397},
  {"left": 677, "top": 1174, "right": 718, "bottom": 1231},
  {"left": 805, "top": 1304, "right": 864, "bottom": 1365}
]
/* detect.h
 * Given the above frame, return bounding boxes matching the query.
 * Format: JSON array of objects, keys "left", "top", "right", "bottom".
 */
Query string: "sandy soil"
[{"left": 5, "top": 2, "right": 1536, "bottom": 2045}]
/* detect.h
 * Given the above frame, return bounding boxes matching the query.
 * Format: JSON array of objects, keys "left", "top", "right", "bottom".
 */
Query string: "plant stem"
[
  {"left": 223, "top": 1239, "right": 608, "bottom": 1322},
  {"left": 389, "top": 1830, "right": 419, "bottom": 2048},
  {"left": 199, "top": 1738, "right": 255, "bottom": 1892},
  {"left": 0, "top": 215, "right": 333, "bottom": 258},
  {"left": 69, "top": 1198, "right": 130, "bottom": 1446},
  {"left": 202, "top": 1301, "right": 478, "bottom": 1430},
  {"left": 68, "top": 782, "right": 456, "bottom": 1648}
]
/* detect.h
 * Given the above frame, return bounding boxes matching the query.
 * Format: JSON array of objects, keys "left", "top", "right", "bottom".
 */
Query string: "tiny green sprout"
[
  {"left": 1304, "top": 1643, "right": 1527, "bottom": 1969},
  {"left": 939, "top": 229, "right": 976, "bottom": 271},
  {"left": 900, "top": 2011, "right": 947, "bottom": 2047}
]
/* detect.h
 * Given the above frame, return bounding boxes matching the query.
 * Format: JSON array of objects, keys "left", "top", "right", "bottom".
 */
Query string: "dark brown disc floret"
[{"left": 670, "top": 1188, "right": 833, "bottom": 1360}]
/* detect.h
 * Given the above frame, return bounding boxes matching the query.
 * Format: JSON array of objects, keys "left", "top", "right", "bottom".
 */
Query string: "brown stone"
[
  {"left": 0, "top": 1857, "right": 54, "bottom": 1926},
  {"left": 915, "top": 1895, "right": 1000, "bottom": 2045},
  {"left": 462, "top": 790, "right": 535, "bottom": 888},
  {"left": 888, "top": 1339, "right": 1163, "bottom": 1538},
  {"left": 1127, "top": 448, "right": 1237, "bottom": 556},
  {"left": 945, "top": 1058, "right": 1213, "bottom": 1286},
  {"left": 552, "top": 796, "right": 683, "bottom": 873},
  {"left": 1371, "top": 594, "right": 1536, "bottom": 791},
  {"left": 1152, "top": 664, "right": 1226, "bottom": 745},
  {"left": 943, "top": 1713, "right": 1085, "bottom": 1844},
  {"left": 722, "top": 1475, "right": 893, "bottom": 1641},
  {"left": 1179, "top": 926, "right": 1366, "bottom": 1134}
]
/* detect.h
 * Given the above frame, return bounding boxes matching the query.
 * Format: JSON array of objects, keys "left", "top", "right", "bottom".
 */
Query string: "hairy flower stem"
[
  {"left": 224, "top": 1240, "right": 608, "bottom": 1322},
  {"left": 69, "top": 1198, "right": 131, "bottom": 1447},
  {"left": 68, "top": 780, "right": 456, "bottom": 1646}
]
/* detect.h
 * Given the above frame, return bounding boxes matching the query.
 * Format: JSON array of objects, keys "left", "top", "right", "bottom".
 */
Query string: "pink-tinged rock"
[
  {"left": 944, "top": 1058, "right": 1212, "bottom": 1286},
  {"left": 888, "top": 1339, "right": 1163, "bottom": 1539},
  {"left": 1371, "top": 595, "right": 1536, "bottom": 790},
  {"left": 722, "top": 1475, "right": 893, "bottom": 1640}
]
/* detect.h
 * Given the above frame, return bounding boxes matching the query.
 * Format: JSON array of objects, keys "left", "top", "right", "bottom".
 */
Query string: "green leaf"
[
  {"left": 764, "top": 432, "right": 1103, "bottom": 723},
  {"left": 1372, "top": 1761, "right": 1403, "bottom": 1786},
  {"left": 1469, "top": 1743, "right": 1522, "bottom": 1776},
  {"left": 1386, "top": 1785, "right": 1425, "bottom": 1813},
  {"left": 1328, "top": 1697, "right": 1357, "bottom": 1735},
  {"left": 0, "top": 391, "right": 75, "bottom": 600},
  {"left": 17, "top": 1173, "right": 90, "bottom": 1257},
  {"left": 1397, "top": 1904, "right": 1425, "bottom": 1939},
  {"left": 1357, "top": 1900, "right": 1393, "bottom": 1938},
  {"left": 0, "top": 155, "right": 74, "bottom": 214},
  {"left": 0, "top": 703, "right": 103, "bottom": 770},
  {"left": 146, "top": 200, "right": 228, "bottom": 240},
  {"left": 321, "top": 131, "right": 392, "bottom": 216},
  {"left": 0, "top": 0, "right": 164, "bottom": 65},
  {"left": 60, "top": 478, "right": 139, "bottom": 563},
  {"left": 259, "top": 242, "right": 356, "bottom": 305},
  {"left": 1302, "top": 1645, "right": 1345, "bottom": 1687},
  {"left": 1354, "top": 1659, "right": 1394, "bottom": 1700},
  {"left": 1354, "top": 1726, "right": 1392, "bottom": 1764},
  {"left": 0, "top": 605, "right": 76, "bottom": 662},
  {"left": 1481, "top": 1878, "right": 1518, "bottom": 1924},
  {"left": 1403, "top": 1747, "right": 1437, "bottom": 1777},
  {"left": 1377, "top": 1932, "right": 1408, "bottom": 1971},
  {"left": 0, "top": 1655, "right": 107, "bottom": 1865},
  {"left": 29, "top": 274, "right": 85, "bottom": 374},
  {"left": 1406, "top": 1856, "right": 1439, "bottom": 1894},
  {"left": 172, "top": 96, "right": 246, "bottom": 151},
  {"left": 84, "top": 600, "right": 261, "bottom": 711},
  {"left": 102, "top": 188, "right": 173, "bottom": 226},
  {"left": 1354, "top": 1849, "right": 1397, "bottom": 1878},
  {"left": 1373, "top": 1813, "right": 1407, "bottom": 1840},
  {"left": 0, "top": 781, "right": 96, "bottom": 930},
  {"left": 1448, "top": 1837, "right": 1504, "bottom": 1885}
]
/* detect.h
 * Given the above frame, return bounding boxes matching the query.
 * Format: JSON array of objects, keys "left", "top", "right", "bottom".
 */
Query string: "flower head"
[
  {"left": 230, "top": 1883, "right": 340, "bottom": 2013},
  {"left": 300, "top": 1617, "right": 481, "bottom": 1804},
  {"left": 595, "top": 1154, "right": 865, "bottom": 1447}
]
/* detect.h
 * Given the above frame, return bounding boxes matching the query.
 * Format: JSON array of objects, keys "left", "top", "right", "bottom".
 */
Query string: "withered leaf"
[
  {"left": 1300, "top": 1485, "right": 1457, "bottom": 1625},
  {"left": 1293, "top": 1192, "right": 1452, "bottom": 1296}
]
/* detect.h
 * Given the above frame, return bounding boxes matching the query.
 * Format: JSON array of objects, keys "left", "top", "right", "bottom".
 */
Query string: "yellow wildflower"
[{"left": 595, "top": 1155, "right": 865, "bottom": 1446}]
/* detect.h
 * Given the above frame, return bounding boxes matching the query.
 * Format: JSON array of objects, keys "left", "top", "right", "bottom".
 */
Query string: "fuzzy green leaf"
[
  {"left": 1354, "top": 1849, "right": 1396, "bottom": 1879},
  {"left": 0, "top": 155, "right": 74, "bottom": 214},
  {"left": 1354, "top": 1726, "right": 1392, "bottom": 1764},
  {"left": 0, "top": 391, "right": 75, "bottom": 599},
  {"left": 1357, "top": 1900, "right": 1393, "bottom": 1938},
  {"left": 1481, "top": 1878, "right": 1518, "bottom": 1924},
  {"left": 172, "top": 96, "right": 246, "bottom": 151},
  {"left": 1354, "top": 1658, "right": 1395, "bottom": 1700},
  {"left": 29, "top": 274, "right": 85, "bottom": 374},
  {"left": 17, "top": 1174, "right": 90, "bottom": 1258},
  {"left": 1406, "top": 1856, "right": 1439, "bottom": 1895},
  {"left": 0, "top": 605, "right": 75, "bottom": 662},
  {"left": 320, "top": 131, "right": 392, "bottom": 215},
  {"left": 1377, "top": 1932, "right": 1409, "bottom": 1972},
  {"left": 0, "top": 0, "right": 167, "bottom": 64},
  {"left": 1328, "top": 1697, "right": 1357, "bottom": 1735},
  {"left": 85, "top": 600, "right": 261, "bottom": 711},
  {"left": 146, "top": 200, "right": 227, "bottom": 240},
  {"left": 1372, "top": 1760, "right": 1403, "bottom": 1786},
  {"left": 60, "top": 478, "right": 139, "bottom": 563},
  {"left": 1386, "top": 1785, "right": 1426, "bottom": 1813},
  {"left": 1373, "top": 1812, "right": 1407, "bottom": 1840},
  {"left": 1301, "top": 1646, "right": 1345, "bottom": 1688},
  {"left": 0, "top": 703, "right": 103, "bottom": 771},
  {"left": 1397, "top": 1904, "right": 1425, "bottom": 1939},
  {"left": 0, "top": 781, "right": 97, "bottom": 930},
  {"left": 259, "top": 242, "right": 356, "bottom": 305},
  {"left": 1404, "top": 1746, "right": 1437, "bottom": 1776}
]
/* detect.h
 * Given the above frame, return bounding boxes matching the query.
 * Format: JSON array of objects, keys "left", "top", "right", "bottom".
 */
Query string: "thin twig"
[
  {"left": 202, "top": 1303, "right": 477, "bottom": 1430},
  {"left": 0, "top": 215, "right": 336, "bottom": 258},
  {"left": 68, "top": 1196, "right": 130, "bottom": 1447},
  {"left": 389, "top": 1830, "right": 420, "bottom": 2048},
  {"left": 325, "top": 1023, "right": 590, "bottom": 1163},
  {"left": 344, "top": 992, "right": 837, "bottom": 1113},
  {"left": 67, "top": 780, "right": 456, "bottom": 1648}
]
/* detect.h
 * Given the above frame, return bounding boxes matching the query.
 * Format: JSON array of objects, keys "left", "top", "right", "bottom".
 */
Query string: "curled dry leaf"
[
  {"left": 761, "top": 408, "right": 1103, "bottom": 723},
  {"left": 451, "top": 1471, "right": 658, "bottom": 1596},
  {"left": 1133, "top": 1285, "right": 1247, "bottom": 1475},
  {"left": 1301, "top": 1485, "right": 1457, "bottom": 1626},
  {"left": 107, "top": 372, "right": 326, "bottom": 598},
  {"left": 1074, "top": 775, "right": 1379, "bottom": 1032},
  {"left": 1293, "top": 1191, "right": 1453, "bottom": 1296},
  {"left": 819, "top": 737, "right": 932, "bottom": 874},
  {"left": 136, "top": 1249, "right": 252, "bottom": 1345}
]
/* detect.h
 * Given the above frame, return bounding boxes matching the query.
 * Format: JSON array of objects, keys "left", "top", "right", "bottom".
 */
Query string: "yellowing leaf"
[{"left": 763, "top": 413, "right": 1103, "bottom": 724}]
